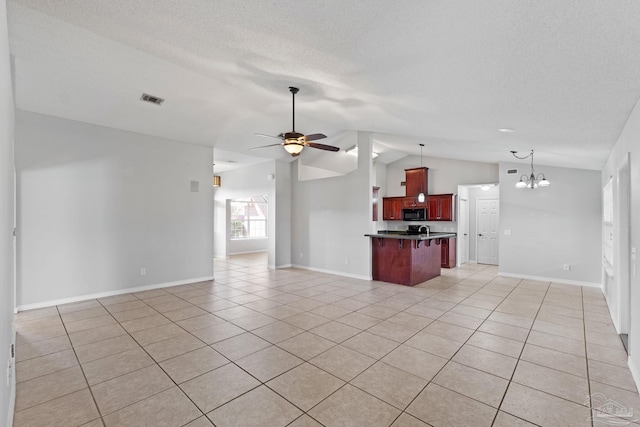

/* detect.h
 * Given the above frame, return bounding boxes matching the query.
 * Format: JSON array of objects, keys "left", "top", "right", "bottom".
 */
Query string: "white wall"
[
  {"left": 602, "top": 97, "right": 640, "bottom": 387},
  {"left": 14, "top": 111, "right": 213, "bottom": 308},
  {"left": 228, "top": 238, "right": 268, "bottom": 255},
  {"left": 499, "top": 161, "right": 601, "bottom": 285},
  {"left": 0, "top": 1, "right": 15, "bottom": 424},
  {"left": 386, "top": 155, "right": 499, "bottom": 196},
  {"left": 291, "top": 132, "right": 373, "bottom": 278}
]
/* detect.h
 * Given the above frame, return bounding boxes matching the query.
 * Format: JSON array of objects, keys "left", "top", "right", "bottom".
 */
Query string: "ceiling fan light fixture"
[
  {"left": 251, "top": 87, "right": 339, "bottom": 156},
  {"left": 284, "top": 142, "right": 304, "bottom": 155}
]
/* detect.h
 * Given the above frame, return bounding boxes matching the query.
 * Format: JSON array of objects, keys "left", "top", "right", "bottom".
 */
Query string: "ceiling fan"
[{"left": 251, "top": 86, "right": 340, "bottom": 157}]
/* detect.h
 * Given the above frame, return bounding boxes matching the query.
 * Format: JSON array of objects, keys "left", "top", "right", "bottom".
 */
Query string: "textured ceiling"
[{"left": 7, "top": 0, "right": 640, "bottom": 171}]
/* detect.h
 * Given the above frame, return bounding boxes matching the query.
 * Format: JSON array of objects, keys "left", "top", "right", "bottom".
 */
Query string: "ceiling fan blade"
[
  {"left": 306, "top": 142, "right": 340, "bottom": 152},
  {"left": 249, "top": 143, "right": 284, "bottom": 150},
  {"left": 255, "top": 133, "right": 284, "bottom": 140},
  {"left": 304, "top": 133, "right": 327, "bottom": 141}
]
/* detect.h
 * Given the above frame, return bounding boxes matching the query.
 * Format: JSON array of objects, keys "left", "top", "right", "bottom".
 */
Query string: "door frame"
[
  {"left": 457, "top": 196, "right": 469, "bottom": 266},
  {"left": 617, "top": 154, "right": 631, "bottom": 338}
]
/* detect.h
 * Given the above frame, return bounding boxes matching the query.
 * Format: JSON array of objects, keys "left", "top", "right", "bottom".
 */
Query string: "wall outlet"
[
  {"left": 344, "top": 258, "right": 349, "bottom": 265},
  {"left": 563, "top": 264, "right": 571, "bottom": 271},
  {"left": 299, "top": 252, "right": 303, "bottom": 258},
  {"left": 140, "top": 268, "right": 146, "bottom": 276},
  {"left": 504, "top": 229, "right": 512, "bottom": 235}
]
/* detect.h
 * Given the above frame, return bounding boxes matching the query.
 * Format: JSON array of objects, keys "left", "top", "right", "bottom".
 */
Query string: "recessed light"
[{"left": 498, "top": 128, "right": 515, "bottom": 133}]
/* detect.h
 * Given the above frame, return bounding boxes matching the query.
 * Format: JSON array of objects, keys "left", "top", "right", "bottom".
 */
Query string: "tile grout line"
[
  {"left": 489, "top": 279, "right": 551, "bottom": 426},
  {"left": 56, "top": 304, "right": 106, "bottom": 427},
  {"left": 380, "top": 268, "right": 527, "bottom": 425},
  {"left": 582, "top": 285, "right": 595, "bottom": 427}
]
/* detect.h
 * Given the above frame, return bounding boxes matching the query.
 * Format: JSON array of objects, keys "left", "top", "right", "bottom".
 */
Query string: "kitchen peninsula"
[{"left": 365, "top": 231, "right": 457, "bottom": 286}]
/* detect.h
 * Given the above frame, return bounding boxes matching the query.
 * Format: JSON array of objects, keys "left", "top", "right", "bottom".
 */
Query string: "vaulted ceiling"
[{"left": 7, "top": 0, "right": 640, "bottom": 171}]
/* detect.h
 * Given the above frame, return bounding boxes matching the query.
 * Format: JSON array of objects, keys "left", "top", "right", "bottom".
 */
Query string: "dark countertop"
[{"left": 365, "top": 231, "right": 457, "bottom": 240}]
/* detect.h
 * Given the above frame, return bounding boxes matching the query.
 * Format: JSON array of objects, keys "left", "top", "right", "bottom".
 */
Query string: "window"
[{"left": 230, "top": 196, "right": 268, "bottom": 239}]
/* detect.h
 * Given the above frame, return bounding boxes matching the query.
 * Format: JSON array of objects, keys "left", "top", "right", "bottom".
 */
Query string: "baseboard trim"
[
  {"left": 267, "top": 264, "right": 292, "bottom": 270},
  {"left": 16, "top": 275, "right": 215, "bottom": 312},
  {"left": 228, "top": 250, "right": 268, "bottom": 256},
  {"left": 498, "top": 272, "right": 601, "bottom": 288},
  {"left": 290, "top": 264, "right": 370, "bottom": 281},
  {"left": 628, "top": 356, "right": 640, "bottom": 396}
]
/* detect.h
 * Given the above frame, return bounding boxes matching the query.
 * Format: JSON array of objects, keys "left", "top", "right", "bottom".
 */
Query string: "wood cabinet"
[
  {"left": 382, "top": 197, "right": 403, "bottom": 220},
  {"left": 441, "top": 237, "right": 456, "bottom": 268},
  {"left": 427, "top": 194, "right": 455, "bottom": 221},
  {"left": 402, "top": 197, "right": 426, "bottom": 208},
  {"left": 405, "top": 167, "right": 428, "bottom": 197},
  {"left": 371, "top": 237, "right": 442, "bottom": 286}
]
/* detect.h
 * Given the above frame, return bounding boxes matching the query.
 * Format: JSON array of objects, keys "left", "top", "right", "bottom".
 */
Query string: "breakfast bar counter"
[{"left": 365, "top": 231, "right": 456, "bottom": 286}]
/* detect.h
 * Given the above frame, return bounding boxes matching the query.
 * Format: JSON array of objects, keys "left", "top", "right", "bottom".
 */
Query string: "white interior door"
[
  {"left": 477, "top": 198, "right": 499, "bottom": 265},
  {"left": 458, "top": 198, "right": 469, "bottom": 265}
]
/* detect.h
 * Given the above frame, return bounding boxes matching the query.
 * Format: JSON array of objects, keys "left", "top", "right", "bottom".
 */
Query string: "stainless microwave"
[{"left": 402, "top": 208, "right": 426, "bottom": 221}]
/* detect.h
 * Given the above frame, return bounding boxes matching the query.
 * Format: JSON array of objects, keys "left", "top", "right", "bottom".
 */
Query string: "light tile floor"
[{"left": 13, "top": 253, "right": 639, "bottom": 426}]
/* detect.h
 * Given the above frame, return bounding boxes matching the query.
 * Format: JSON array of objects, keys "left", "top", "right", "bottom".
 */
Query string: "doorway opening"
[{"left": 457, "top": 184, "right": 499, "bottom": 266}]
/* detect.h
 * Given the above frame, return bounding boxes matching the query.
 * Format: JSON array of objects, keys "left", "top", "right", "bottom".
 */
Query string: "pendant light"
[
  {"left": 418, "top": 144, "right": 426, "bottom": 203},
  {"left": 511, "top": 149, "right": 550, "bottom": 189}
]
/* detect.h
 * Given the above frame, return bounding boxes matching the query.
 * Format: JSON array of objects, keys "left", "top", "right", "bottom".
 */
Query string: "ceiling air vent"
[
  {"left": 140, "top": 93, "right": 165, "bottom": 105},
  {"left": 507, "top": 168, "right": 518, "bottom": 175}
]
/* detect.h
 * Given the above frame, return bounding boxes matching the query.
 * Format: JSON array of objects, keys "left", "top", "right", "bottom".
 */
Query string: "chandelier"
[{"left": 511, "top": 149, "right": 550, "bottom": 189}]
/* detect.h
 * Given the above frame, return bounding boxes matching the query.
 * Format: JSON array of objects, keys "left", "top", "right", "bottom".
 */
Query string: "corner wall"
[
  {"left": 0, "top": 0, "right": 15, "bottom": 424},
  {"left": 291, "top": 132, "right": 373, "bottom": 278},
  {"left": 499, "top": 162, "right": 602, "bottom": 285},
  {"left": 15, "top": 111, "right": 213, "bottom": 308}
]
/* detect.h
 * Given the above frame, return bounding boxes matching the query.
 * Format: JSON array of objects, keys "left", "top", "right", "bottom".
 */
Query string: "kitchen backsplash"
[{"left": 383, "top": 221, "right": 457, "bottom": 233}]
